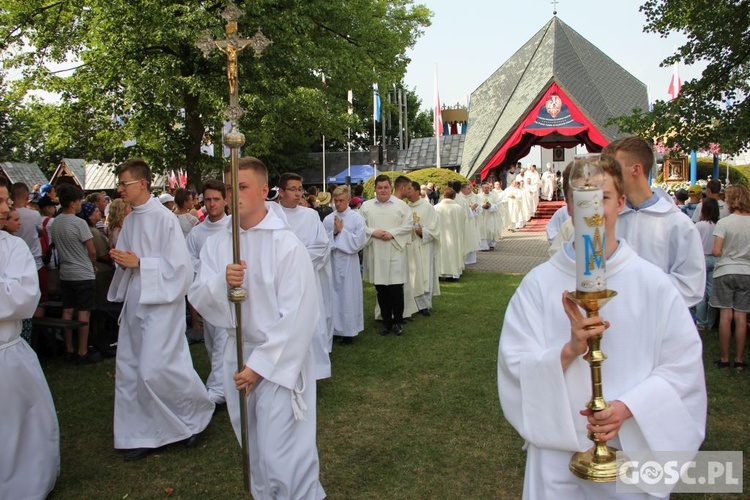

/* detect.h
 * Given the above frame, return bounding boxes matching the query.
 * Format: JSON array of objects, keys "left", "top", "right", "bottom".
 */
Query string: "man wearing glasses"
[
  {"left": 107, "top": 159, "right": 214, "bottom": 461},
  {"left": 277, "top": 172, "right": 333, "bottom": 380}
]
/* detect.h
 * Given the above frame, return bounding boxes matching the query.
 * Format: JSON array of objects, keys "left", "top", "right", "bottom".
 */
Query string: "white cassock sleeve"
[
  {"left": 306, "top": 219, "right": 331, "bottom": 272},
  {"left": 108, "top": 211, "right": 193, "bottom": 305},
  {"left": 615, "top": 291, "right": 707, "bottom": 453},
  {"left": 0, "top": 239, "right": 40, "bottom": 321},
  {"left": 666, "top": 222, "right": 705, "bottom": 307},
  {"left": 325, "top": 212, "right": 367, "bottom": 254},
  {"left": 185, "top": 231, "right": 201, "bottom": 276},
  {"left": 498, "top": 273, "right": 582, "bottom": 452}
]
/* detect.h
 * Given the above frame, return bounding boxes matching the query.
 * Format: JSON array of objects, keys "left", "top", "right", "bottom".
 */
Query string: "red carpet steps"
[{"left": 517, "top": 200, "right": 566, "bottom": 233}]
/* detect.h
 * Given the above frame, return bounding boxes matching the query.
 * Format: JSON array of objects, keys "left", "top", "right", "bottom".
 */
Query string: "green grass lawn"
[{"left": 42, "top": 271, "right": 748, "bottom": 499}]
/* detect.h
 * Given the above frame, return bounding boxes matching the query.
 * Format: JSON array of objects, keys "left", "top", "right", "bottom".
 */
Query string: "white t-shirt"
[{"left": 713, "top": 213, "right": 750, "bottom": 277}]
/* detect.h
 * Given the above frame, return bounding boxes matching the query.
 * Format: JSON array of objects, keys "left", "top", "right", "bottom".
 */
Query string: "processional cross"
[{"left": 195, "top": 2, "right": 272, "bottom": 495}]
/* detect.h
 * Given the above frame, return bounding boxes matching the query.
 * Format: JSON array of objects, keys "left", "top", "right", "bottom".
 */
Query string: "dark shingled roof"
[
  {"left": 0, "top": 162, "right": 49, "bottom": 188},
  {"left": 400, "top": 135, "right": 465, "bottom": 171},
  {"left": 460, "top": 16, "right": 648, "bottom": 178}
]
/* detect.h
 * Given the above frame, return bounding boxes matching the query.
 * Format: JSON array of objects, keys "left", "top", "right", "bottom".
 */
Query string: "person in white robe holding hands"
[
  {"left": 108, "top": 159, "right": 214, "bottom": 462},
  {"left": 498, "top": 155, "right": 707, "bottom": 498},
  {"left": 323, "top": 186, "right": 367, "bottom": 344}
]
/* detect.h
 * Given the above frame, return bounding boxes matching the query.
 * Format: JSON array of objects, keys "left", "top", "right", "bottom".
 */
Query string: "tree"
[
  {"left": 611, "top": 0, "right": 750, "bottom": 155},
  {"left": 0, "top": 0, "right": 431, "bottom": 186}
]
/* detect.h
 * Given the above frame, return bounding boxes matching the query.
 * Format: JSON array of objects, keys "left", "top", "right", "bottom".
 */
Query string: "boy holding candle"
[{"left": 497, "top": 154, "right": 707, "bottom": 498}]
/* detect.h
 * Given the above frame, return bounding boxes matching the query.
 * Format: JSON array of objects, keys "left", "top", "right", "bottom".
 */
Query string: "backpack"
[{"left": 41, "top": 217, "right": 57, "bottom": 267}]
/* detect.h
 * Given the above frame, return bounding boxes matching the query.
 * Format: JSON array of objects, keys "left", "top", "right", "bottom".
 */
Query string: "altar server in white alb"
[
  {"left": 278, "top": 172, "right": 333, "bottom": 379},
  {"left": 405, "top": 180, "right": 441, "bottom": 313},
  {"left": 434, "top": 187, "right": 466, "bottom": 280},
  {"left": 476, "top": 181, "right": 504, "bottom": 251},
  {"left": 189, "top": 157, "right": 325, "bottom": 499},
  {"left": 108, "top": 159, "right": 214, "bottom": 461},
  {"left": 186, "top": 179, "right": 230, "bottom": 405},
  {"left": 456, "top": 182, "right": 481, "bottom": 265},
  {"left": 323, "top": 185, "right": 367, "bottom": 344},
  {"left": 498, "top": 156, "right": 707, "bottom": 499},
  {"left": 603, "top": 136, "right": 705, "bottom": 307},
  {"left": 0, "top": 177, "right": 59, "bottom": 500}
]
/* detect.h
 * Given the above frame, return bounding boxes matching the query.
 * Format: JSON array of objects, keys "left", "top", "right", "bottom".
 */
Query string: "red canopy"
[{"left": 480, "top": 83, "right": 609, "bottom": 180}]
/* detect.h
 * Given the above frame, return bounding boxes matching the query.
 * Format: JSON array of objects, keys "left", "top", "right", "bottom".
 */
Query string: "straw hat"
[{"left": 317, "top": 191, "right": 332, "bottom": 205}]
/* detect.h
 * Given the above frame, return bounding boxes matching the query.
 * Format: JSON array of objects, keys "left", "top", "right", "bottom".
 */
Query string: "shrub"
[{"left": 362, "top": 168, "right": 469, "bottom": 199}]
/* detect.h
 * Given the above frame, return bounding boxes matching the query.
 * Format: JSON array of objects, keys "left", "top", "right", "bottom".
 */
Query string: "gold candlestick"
[{"left": 568, "top": 289, "right": 619, "bottom": 482}]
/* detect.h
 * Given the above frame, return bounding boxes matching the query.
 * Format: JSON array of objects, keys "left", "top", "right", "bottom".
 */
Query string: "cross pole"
[{"left": 196, "top": 1, "right": 272, "bottom": 495}]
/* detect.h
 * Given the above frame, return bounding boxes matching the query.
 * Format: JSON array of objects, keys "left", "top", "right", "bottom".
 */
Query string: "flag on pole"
[
  {"left": 434, "top": 66, "right": 443, "bottom": 168},
  {"left": 347, "top": 90, "right": 353, "bottom": 115},
  {"left": 667, "top": 62, "right": 681, "bottom": 100},
  {"left": 321, "top": 72, "right": 327, "bottom": 87},
  {"left": 179, "top": 170, "right": 187, "bottom": 188},
  {"left": 373, "top": 84, "right": 381, "bottom": 123}
]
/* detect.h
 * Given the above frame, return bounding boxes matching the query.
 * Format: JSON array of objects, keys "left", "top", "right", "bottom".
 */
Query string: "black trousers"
[{"left": 375, "top": 284, "right": 404, "bottom": 327}]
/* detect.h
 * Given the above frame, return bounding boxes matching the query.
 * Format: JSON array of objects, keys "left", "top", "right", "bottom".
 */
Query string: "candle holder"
[
  {"left": 568, "top": 154, "right": 619, "bottom": 482},
  {"left": 568, "top": 289, "right": 619, "bottom": 482}
]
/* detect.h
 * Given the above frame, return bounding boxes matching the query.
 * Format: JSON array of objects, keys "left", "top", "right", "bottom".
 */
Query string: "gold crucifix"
[{"left": 196, "top": 1, "right": 272, "bottom": 126}]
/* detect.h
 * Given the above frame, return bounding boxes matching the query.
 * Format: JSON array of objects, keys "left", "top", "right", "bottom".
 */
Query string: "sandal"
[
  {"left": 734, "top": 361, "right": 747, "bottom": 373},
  {"left": 715, "top": 360, "right": 730, "bottom": 369}
]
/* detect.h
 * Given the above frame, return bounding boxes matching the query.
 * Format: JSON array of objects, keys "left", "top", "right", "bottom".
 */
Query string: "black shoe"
[
  {"left": 380, "top": 326, "right": 391, "bottom": 336},
  {"left": 123, "top": 448, "right": 152, "bottom": 461},
  {"left": 419, "top": 308, "right": 431, "bottom": 317},
  {"left": 77, "top": 350, "right": 102, "bottom": 365},
  {"left": 65, "top": 352, "right": 78, "bottom": 363},
  {"left": 393, "top": 323, "right": 404, "bottom": 336},
  {"left": 185, "top": 432, "right": 202, "bottom": 448}
]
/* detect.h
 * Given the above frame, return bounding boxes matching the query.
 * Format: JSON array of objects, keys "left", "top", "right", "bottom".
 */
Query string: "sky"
[{"left": 403, "top": 0, "right": 704, "bottom": 112}]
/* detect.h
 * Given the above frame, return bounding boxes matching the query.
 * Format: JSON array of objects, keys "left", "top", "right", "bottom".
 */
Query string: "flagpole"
[
  {"left": 323, "top": 134, "right": 327, "bottom": 191},
  {"left": 434, "top": 64, "right": 442, "bottom": 169},
  {"left": 348, "top": 90, "right": 353, "bottom": 180}
]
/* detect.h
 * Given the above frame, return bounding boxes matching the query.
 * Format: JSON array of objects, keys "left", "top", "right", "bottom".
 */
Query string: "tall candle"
[{"left": 569, "top": 155, "right": 606, "bottom": 297}]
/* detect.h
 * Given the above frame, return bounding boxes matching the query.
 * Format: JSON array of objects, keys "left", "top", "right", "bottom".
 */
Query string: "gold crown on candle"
[{"left": 584, "top": 213, "right": 603, "bottom": 227}]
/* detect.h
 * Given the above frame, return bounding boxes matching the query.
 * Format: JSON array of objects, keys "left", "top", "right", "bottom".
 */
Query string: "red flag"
[
  {"left": 179, "top": 170, "right": 187, "bottom": 188},
  {"left": 667, "top": 62, "right": 681, "bottom": 100}
]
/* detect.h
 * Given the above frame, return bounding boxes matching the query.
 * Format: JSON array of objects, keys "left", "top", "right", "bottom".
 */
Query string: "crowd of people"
[{"left": 2, "top": 135, "right": 745, "bottom": 498}]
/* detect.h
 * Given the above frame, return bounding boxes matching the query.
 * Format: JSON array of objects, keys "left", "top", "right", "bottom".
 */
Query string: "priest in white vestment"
[
  {"left": 186, "top": 180, "right": 230, "bottom": 405},
  {"left": 503, "top": 180, "right": 526, "bottom": 230},
  {"left": 189, "top": 158, "right": 325, "bottom": 499},
  {"left": 603, "top": 137, "right": 705, "bottom": 307},
  {"left": 434, "top": 188, "right": 466, "bottom": 279},
  {"left": 524, "top": 165, "right": 541, "bottom": 214},
  {"left": 278, "top": 173, "right": 333, "bottom": 380},
  {"left": 457, "top": 183, "right": 481, "bottom": 265},
  {"left": 108, "top": 160, "right": 214, "bottom": 461},
  {"left": 323, "top": 186, "right": 367, "bottom": 343},
  {"left": 476, "top": 182, "right": 504, "bottom": 250},
  {"left": 0, "top": 181, "right": 59, "bottom": 500},
  {"left": 406, "top": 180, "right": 441, "bottom": 314},
  {"left": 360, "top": 175, "right": 413, "bottom": 336},
  {"left": 498, "top": 158, "right": 706, "bottom": 499},
  {"left": 540, "top": 163, "right": 556, "bottom": 201}
]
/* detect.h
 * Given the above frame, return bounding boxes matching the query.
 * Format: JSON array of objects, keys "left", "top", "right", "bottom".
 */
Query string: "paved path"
[{"left": 469, "top": 228, "right": 550, "bottom": 275}]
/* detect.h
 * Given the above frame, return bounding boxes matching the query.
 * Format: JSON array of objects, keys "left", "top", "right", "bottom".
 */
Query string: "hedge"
[{"left": 361, "top": 168, "right": 469, "bottom": 199}]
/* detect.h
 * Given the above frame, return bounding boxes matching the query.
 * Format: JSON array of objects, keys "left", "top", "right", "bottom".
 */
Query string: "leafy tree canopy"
[
  {"left": 612, "top": 0, "right": 750, "bottom": 155},
  {"left": 0, "top": 0, "right": 431, "bottom": 184}
]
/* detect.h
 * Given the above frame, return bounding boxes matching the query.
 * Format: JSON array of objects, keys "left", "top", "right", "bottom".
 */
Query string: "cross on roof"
[{"left": 551, "top": 0, "right": 559, "bottom": 15}]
